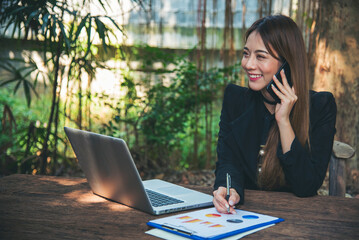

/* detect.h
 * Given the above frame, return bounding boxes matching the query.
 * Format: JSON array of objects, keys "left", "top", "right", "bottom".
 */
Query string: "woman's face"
[{"left": 241, "top": 31, "right": 281, "bottom": 96}]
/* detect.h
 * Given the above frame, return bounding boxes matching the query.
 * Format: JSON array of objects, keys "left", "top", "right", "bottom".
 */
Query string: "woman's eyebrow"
[
  {"left": 255, "top": 50, "right": 269, "bottom": 54},
  {"left": 243, "top": 47, "right": 269, "bottom": 55}
]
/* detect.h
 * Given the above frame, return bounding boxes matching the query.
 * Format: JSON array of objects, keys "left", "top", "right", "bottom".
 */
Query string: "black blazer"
[{"left": 214, "top": 84, "right": 337, "bottom": 204}]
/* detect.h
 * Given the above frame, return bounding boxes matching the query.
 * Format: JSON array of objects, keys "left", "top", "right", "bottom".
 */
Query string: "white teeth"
[{"left": 249, "top": 74, "right": 262, "bottom": 78}]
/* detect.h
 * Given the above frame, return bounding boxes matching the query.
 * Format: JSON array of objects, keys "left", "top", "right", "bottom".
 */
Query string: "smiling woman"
[
  {"left": 212, "top": 15, "right": 337, "bottom": 214},
  {"left": 241, "top": 32, "right": 282, "bottom": 93}
]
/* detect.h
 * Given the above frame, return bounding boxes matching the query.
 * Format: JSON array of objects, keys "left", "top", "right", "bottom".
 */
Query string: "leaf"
[
  {"left": 50, "top": 15, "right": 58, "bottom": 41},
  {"left": 23, "top": 80, "right": 32, "bottom": 107},
  {"left": 0, "top": 78, "right": 19, "bottom": 87},
  {"left": 74, "top": 14, "right": 89, "bottom": 41},
  {"left": 7, "top": 6, "right": 26, "bottom": 16},
  {"left": 2, "top": 16, "right": 16, "bottom": 37},
  {"left": 0, "top": 62, "right": 16, "bottom": 73},
  {"left": 41, "top": 13, "right": 50, "bottom": 33},
  {"left": 25, "top": 10, "right": 39, "bottom": 27},
  {"left": 94, "top": 17, "right": 107, "bottom": 52},
  {"left": 96, "top": 0, "right": 108, "bottom": 14},
  {"left": 104, "top": 16, "right": 122, "bottom": 32},
  {"left": 26, "top": 79, "right": 39, "bottom": 98},
  {"left": 13, "top": 79, "right": 22, "bottom": 94},
  {"left": 7, "top": 18, "right": 22, "bottom": 38},
  {"left": 33, "top": 71, "right": 40, "bottom": 87},
  {"left": 85, "top": 17, "right": 92, "bottom": 57},
  {"left": 57, "top": 20, "right": 71, "bottom": 52}
]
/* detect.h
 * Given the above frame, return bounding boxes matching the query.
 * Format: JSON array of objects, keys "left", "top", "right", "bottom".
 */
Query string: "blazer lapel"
[{"left": 226, "top": 101, "right": 261, "bottom": 183}]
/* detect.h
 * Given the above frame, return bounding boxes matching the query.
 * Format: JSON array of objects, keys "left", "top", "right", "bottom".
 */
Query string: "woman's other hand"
[{"left": 213, "top": 187, "right": 240, "bottom": 214}]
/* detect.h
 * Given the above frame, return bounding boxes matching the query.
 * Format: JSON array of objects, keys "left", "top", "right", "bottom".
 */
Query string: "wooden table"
[{"left": 0, "top": 174, "right": 358, "bottom": 239}]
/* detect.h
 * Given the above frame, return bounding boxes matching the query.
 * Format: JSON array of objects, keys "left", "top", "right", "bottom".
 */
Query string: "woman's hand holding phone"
[
  {"left": 270, "top": 69, "right": 297, "bottom": 124},
  {"left": 270, "top": 69, "right": 297, "bottom": 153}
]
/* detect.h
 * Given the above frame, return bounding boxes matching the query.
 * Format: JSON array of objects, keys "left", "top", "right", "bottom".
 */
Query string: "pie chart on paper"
[{"left": 205, "top": 213, "right": 221, "bottom": 218}]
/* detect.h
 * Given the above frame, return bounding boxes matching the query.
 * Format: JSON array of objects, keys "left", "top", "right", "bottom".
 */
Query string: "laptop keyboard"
[{"left": 145, "top": 189, "right": 184, "bottom": 207}]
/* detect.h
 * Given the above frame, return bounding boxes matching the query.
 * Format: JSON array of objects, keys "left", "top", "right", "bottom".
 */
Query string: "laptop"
[{"left": 64, "top": 127, "right": 213, "bottom": 215}]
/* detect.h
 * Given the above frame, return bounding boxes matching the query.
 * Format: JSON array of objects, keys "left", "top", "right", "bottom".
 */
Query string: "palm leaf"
[
  {"left": 85, "top": 17, "right": 92, "bottom": 57},
  {"left": 50, "top": 15, "right": 58, "bottom": 41},
  {"left": 0, "top": 62, "right": 17, "bottom": 73},
  {"left": 0, "top": 78, "right": 20, "bottom": 87},
  {"left": 13, "top": 79, "right": 22, "bottom": 94},
  {"left": 33, "top": 71, "right": 40, "bottom": 87},
  {"left": 2, "top": 16, "right": 17, "bottom": 37},
  {"left": 25, "top": 9, "right": 39, "bottom": 27},
  {"left": 23, "top": 80, "right": 32, "bottom": 107},
  {"left": 94, "top": 17, "right": 107, "bottom": 52},
  {"left": 104, "top": 16, "right": 123, "bottom": 32},
  {"left": 96, "top": 0, "right": 108, "bottom": 14},
  {"left": 25, "top": 79, "right": 39, "bottom": 97},
  {"left": 5, "top": 6, "right": 27, "bottom": 17},
  {"left": 41, "top": 13, "right": 50, "bottom": 33},
  {"left": 57, "top": 20, "right": 71, "bottom": 52},
  {"left": 74, "top": 14, "right": 89, "bottom": 41}
]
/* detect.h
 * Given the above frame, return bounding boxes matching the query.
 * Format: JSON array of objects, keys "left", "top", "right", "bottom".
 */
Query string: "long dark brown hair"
[{"left": 244, "top": 15, "right": 310, "bottom": 190}]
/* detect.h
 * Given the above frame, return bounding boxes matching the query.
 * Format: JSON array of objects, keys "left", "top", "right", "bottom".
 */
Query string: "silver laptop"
[{"left": 64, "top": 127, "right": 213, "bottom": 215}]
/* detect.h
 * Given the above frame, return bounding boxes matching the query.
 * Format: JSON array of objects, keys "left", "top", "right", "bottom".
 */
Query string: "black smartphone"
[{"left": 266, "top": 60, "right": 292, "bottom": 103}]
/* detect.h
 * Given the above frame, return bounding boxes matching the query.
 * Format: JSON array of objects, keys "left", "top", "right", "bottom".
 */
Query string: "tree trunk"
[
  {"left": 311, "top": 0, "right": 359, "bottom": 192},
  {"left": 193, "top": 0, "right": 207, "bottom": 169},
  {"left": 223, "top": 0, "right": 235, "bottom": 69},
  {"left": 40, "top": 34, "right": 63, "bottom": 175}
]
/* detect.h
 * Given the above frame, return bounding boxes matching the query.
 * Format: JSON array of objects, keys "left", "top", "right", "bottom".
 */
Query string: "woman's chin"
[{"left": 248, "top": 82, "right": 266, "bottom": 91}]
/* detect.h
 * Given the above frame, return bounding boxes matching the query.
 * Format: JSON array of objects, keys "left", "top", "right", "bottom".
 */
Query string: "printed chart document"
[{"left": 147, "top": 207, "right": 284, "bottom": 240}]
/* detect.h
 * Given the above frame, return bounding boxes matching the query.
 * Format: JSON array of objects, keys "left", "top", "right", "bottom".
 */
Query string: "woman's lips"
[{"left": 248, "top": 74, "right": 263, "bottom": 81}]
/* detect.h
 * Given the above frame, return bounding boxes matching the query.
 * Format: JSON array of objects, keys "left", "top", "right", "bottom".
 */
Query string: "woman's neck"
[{"left": 261, "top": 89, "right": 276, "bottom": 114}]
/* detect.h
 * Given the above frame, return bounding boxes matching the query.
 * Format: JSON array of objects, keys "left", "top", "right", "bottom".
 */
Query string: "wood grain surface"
[{"left": 0, "top": 174, "right": 358, "bottom": 239}]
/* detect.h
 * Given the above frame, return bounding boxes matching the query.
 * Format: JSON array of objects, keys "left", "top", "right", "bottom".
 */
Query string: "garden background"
[{"left": 1, "top": 0, "right": 358, "bottom": 197}]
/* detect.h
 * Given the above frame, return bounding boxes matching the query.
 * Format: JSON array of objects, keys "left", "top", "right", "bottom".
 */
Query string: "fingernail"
[
  {"left": 225, "top": 203, "right": 229, "bottom": 209},
  {"left": 231, "top": 209, "right": 237, "bottom": 214},
  {"left": 281, "top": 69, "right": 285, "bottom": 73},
  {"left": 229, "top": 200, "right": 234, "bottom": 206}
]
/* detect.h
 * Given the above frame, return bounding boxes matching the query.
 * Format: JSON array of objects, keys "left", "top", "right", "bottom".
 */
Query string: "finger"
[
  {"left": 271, "top": 83, "right": 285, "bottom": 101},
  {"left": 272, "top": 74, "right": 290, "bottom": 96},
  {"left": 228, "top": 188, "right": 240, "bottom": 206},
  {"left": 213, "top": 189, "right": 231, "bottom": 214},
  {"left": 280, "top": 69, "right": 291, "bottom": 89},
  {"left": 280, "top": 70, "right": 299, "bottom": 102},
  {"left": 291, "top": 86, "right": 297, "bottom": 96},
  {"left": 277, "top": 76, "right": 297, "bottom": 101},
  {"left": 213, "top": 197, "right": 229, "bottom": 214},
  {"left": 228, "top": 189, "right": 240, "bottom": 214}
]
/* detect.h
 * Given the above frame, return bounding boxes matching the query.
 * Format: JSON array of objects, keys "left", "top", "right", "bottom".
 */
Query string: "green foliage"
[
  {"left": 0, "top": 0, "right": 127, "bottom": 175},
  {"left": 0, "top": 88, "right": 40, "bottom": 175},
  {"left": 141, "top": 60, "right": 198, "bottom": 148},
  {"left": 102, "top": 45, "right": 242, "bottom": 173},
  {"left": 0, "top": 1, "right": 243, "bottom": 177},
  {"left": 0, "top": 56, "right": 48, "bottom": 107}
]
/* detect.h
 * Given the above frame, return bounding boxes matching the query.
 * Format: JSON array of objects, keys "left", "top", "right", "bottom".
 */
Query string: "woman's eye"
[
  {"left": 257, "top": 55, "right": 265, "bottom": 59},
  {"left": 243, "top": 51, "right": 249, "bottom": 57}
]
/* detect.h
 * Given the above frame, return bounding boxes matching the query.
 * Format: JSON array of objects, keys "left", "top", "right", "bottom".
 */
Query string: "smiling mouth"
[{"left": 248, "top": 74, "right": 263, "bottom": 81}]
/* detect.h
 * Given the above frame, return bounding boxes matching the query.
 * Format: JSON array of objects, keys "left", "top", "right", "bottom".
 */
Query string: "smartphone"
[{"left": 266, "top": 60, "right": 292, "bottom": 103}]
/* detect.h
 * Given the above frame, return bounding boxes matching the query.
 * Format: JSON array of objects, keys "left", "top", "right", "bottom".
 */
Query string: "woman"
[{"left": 213, "top": 15, "right": 336, "bottom": 214}]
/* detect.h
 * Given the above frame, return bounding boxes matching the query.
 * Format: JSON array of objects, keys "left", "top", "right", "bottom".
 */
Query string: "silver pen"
[{"left": 226, "top": 173, "right": 231, "bottom": 213}]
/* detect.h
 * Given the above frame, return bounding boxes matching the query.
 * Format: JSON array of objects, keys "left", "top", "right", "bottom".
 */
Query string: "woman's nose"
[{"left": 244, "top": 56, "right": 256, "bottom": 70}]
